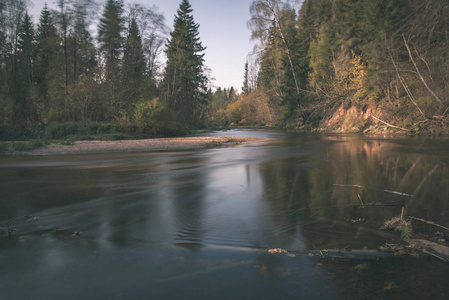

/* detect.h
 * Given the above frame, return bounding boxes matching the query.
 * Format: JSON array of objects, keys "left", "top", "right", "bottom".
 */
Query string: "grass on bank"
[{"left": 0, "top": 139, "right": 47, "bottom": 152}]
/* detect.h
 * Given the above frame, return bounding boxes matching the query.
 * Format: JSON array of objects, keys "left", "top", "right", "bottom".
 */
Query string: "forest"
[
  {"left": 1, "top": 0, "right": 449, "bottom": 142},
  {"left": 236, "top": 0, "right": 449, "bottom": 133}
]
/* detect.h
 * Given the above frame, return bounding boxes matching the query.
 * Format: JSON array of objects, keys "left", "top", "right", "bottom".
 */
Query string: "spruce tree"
[
  {"left": 0, "top": 2, "right": 6, "bottom": 110},
  {"left": 17, "top": 13, "right": 35, "bottom": 88},
  {"left": 242, "top": 61, "right": 249, "bottom": 95},
  {"left": 122, "top": 17, "right": 146, "bottom": 108},
  {"left": 54, "top": 0, "right": 70, "bottom": 90},
  {"left": 35, "top": 5, "right": 60, "bottom": 100},
  {"left": 69, "top": 0, "right": 97, "bottom": 81},
  {"left": 98, "top": 0, "right": 125, "bottom": 77},
  {"left": 163, "top": 0, "right": 207, "bottom": 123},
  {"left": 258, "top": 20, "right": 284, "bottom": 96},
  {"left": 14, "top": 12, "right": 35, "bottom": 126}
]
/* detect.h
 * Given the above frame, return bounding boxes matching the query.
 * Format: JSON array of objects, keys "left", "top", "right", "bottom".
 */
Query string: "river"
[{"left": 1, "top": 130, "right": 448, "bottom": 299}]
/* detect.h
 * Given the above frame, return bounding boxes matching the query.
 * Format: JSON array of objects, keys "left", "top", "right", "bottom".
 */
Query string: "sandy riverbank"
[{"left": 1, "top": 136, "right": 260, "bottom": 156}]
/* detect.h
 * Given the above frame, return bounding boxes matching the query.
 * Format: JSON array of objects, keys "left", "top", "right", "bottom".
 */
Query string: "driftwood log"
[{"left": 405, "top": 239, "right": 449, "bottom": 262}]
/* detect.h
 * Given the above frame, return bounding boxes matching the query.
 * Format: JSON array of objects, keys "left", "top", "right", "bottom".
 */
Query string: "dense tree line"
[
  {"left": 3, "top": 0, "right": 448, "bottom": 138},
  {"left": 0, "top": 0, "right": 217, "bottom": 139},
  {"left": 224, "top": 0, "right": 449, "bottom": 132}
]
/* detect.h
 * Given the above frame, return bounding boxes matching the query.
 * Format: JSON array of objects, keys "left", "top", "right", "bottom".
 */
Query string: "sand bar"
[{"left": 1, "top": 136, "right": 260, "bottom": 156}]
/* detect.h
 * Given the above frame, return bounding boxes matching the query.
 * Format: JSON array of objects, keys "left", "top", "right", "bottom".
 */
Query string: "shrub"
[
  {"left": 382, "top": 216, "right": 413, "bottom": 239},
  {"left": 211, "top": 109, "right": 228, "bottom": 127},
  {"left": 10, "top": 139, "right": 46, "bottom": 151},
  {"left": 128, "top": 98, "right": 185, "bottom": 136},
  {"left": 0, "top": 125, "right": 19, "bottom": 141},
  {"left": 342, "top": 112, "right": 369, "bottom": 132},
  {"left": 43, "top": 123, "right": 81, "bottom": 139}
]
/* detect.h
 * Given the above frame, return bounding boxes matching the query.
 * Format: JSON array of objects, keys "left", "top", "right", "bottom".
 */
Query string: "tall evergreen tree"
[
  {"left": 163, "top": 0, "right": 207, "bottom": 123},
  {"left": 35, "top": 4, "right": 60, "bottom": 100},
  {"left": 69, "top": 0, "right": 97, "bottom": 81},
  {"left": 13, "top": 12, "right": 35, "bottom": 126},
  {"left": 0, "top": 9, "right": 6, "bottom": 103},
  {"left": 257, "top": 20, "right": 284, "bottom": 98},
  {"left": 98, "top": 0, "right": 125, "bottom": 77},
  {"left": 0, "top": 0, "right": 29, "bottom": 128},
  {"left": 54, "top": 0, "right": 70, "bottom": 90},
  {"left": 242, "top": 61, "right": 249, "bottom": 95},
  {"left": 17, "top": 12, "right": 35, "bottom": 88},
  {"left": 122, "top": 17, "right": 146, "bottom": 108}
]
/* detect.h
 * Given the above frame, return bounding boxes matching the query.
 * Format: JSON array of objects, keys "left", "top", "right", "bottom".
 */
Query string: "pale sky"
[{"left": 29, "top": 0, "right": 256, "bottom": 91}]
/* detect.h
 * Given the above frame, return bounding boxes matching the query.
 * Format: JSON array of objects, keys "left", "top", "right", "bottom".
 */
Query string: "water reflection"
[{"left": 1, "top": 131, "right": 448, "bottom": 299}]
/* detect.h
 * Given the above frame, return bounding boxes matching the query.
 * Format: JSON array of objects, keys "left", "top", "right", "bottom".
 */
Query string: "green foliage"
[
  {"left": 0, "top": 125, "right": 14, "bottom": 141},
  {"left": 225, "top": 92, "right": 278, "bottom": 126},
  {"left": 0, "top": 142, "right": 8, "bottom": 151},
  {"left": 121, "top": 98, "right": 185, "bottom": 136},
  {"left": 309, "top": 25, "right": 335, "bottom": 88},
  {"left": 41, "top": 122, "right": 118, "bottom": 140},
  {"left": 43, "top": 122, "right": 85, "bottom": 139},
  {"left": 0, "top": 0, "right": 206, "bottom": 139},
  {"left": 9, "top": 139, "right": 46, "bottom": 151},
  {"left": 342, "top": 111, "right": 369, "bottom": 132},
  {"left": 211, "top": 109, "right": 228, "bottom": 128},
  {"left": 382, "top": 216, "right": 413, "bottom": 239}
]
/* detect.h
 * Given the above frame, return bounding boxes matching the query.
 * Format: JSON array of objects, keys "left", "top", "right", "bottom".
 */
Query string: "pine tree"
[
  {"left": 98, "top": 0, "right": 125, "bottom": 77},
  {"left": 163, "top": 0, "right": 207, "bottom": 123}
]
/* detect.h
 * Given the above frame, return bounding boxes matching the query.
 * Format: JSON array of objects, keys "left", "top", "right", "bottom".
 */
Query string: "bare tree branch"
[
  {"left": 402, "top": 33, "right": 443, "bottom": 107},
  {"left": 390, "top": 53, "right": 428, "bottom": 119}
]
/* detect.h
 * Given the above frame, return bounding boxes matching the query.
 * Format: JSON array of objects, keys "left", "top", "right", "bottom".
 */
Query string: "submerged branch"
[
  {"left": 383, "top": 190, "right": 413, "bottom": 197},
  {"left": 333, "top": 184, "right": 413, "bottom": 197},
  {"left": 405, "top": 239, "right": 449, "bottom": 263},
  {"left": 410, "top": 217, "right": 449, "bottom": 232}
]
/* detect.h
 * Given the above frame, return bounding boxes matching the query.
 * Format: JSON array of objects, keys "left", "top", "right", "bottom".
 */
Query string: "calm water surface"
[{"left": 1, "top": 130, "right": 448, "bottom": 299}]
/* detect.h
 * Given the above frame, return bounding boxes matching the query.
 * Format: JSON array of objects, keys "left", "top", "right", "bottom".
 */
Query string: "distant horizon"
[{"left": 29, "top": 0, "right": 256, "bottom": 92}]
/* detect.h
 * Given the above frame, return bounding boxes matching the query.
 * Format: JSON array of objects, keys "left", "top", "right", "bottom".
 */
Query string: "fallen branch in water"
[
  {"left": 410, "top": 217, "right": 449, "bottom": 232},
  {"left": 270, "top": 248, "right": 393, "bottom": 260},
  {"left": 384, "top": 190, "right": 413, "bottom": 197},
  {"left": 357, "top": 194, "right": 364, "bottom": 205},
  {"left": 303, "top": 203, "right": 396, "bottom": 211},
  {"left": 405, "top": 239, "right": 449, "bottom": 263},
  {"left": 269, "top": 243, "right": 448, "bottom": 262},
  {"left": 333, "top": 184, "right": 413, "bottom": 197},
  {"left": 333, "top": 184, "right": 364, "bottom": 188},
  {"left": 372, "top": 116, "right": 410, "bottom": 132}
]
